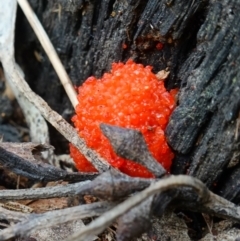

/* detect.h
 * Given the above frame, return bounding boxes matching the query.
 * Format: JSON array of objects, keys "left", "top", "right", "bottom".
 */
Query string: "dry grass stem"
[{"left": 17, "top": 0, "right": 78, "bottom": 108}]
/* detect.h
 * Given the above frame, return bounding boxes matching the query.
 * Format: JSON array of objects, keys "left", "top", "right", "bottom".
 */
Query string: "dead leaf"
[{"left": 28, "top": 197, "right": 69, "bottom": 213}]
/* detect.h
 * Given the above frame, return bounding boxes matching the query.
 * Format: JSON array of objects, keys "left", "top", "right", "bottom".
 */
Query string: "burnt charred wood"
[
  {"left": 188, "top": 114, "right": 239, "bottom": 187},
  {"left": 166, "top": 0, "right": 240, "bottom": 187},
  {"left": 217, "top": 165, "right": 240, "bottom": 204},
  {"left": 167, "top": 0, "right": 240, "bottom": 153}
]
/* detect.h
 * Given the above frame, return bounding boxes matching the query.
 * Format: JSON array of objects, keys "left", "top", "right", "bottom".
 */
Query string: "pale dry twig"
[{"left": 17, "top": 0, "right": 78, "bottom": 108}]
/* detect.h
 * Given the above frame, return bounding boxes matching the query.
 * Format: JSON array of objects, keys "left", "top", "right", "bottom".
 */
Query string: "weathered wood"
[
  {"left": 166, "top": 0, "right": 240, "bottom": 188},
  {"left": 218, "top": 165, "right": 240, "bottom": 204}
]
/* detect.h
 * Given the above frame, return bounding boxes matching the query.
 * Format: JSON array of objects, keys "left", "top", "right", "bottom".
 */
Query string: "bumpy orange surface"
[{"left": 70, "top": 59, "right": 177, "bottom": 178}]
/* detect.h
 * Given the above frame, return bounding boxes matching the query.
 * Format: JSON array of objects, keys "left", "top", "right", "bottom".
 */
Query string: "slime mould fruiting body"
[{"left": 70, "top": 60, "right": 177, "bottom": 178}]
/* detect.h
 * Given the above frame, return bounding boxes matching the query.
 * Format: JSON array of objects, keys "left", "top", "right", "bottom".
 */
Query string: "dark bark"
[
  {"left": 166, "top": 0, "right": 240, "bottom": 189},
  {"left": 14, "top": 0, "right": 240, "bottom": 202},
  {"left": 217, "top": 165, "right": 240, "bottom": 204}
]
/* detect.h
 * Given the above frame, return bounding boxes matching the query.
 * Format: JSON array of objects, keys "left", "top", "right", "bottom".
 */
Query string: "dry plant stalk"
[
  {"left": 17, "top": 0, "right": 78, "bottom": 108},
  {"left": 0, "top": 143, "right": 98, "bottom": 182}
]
